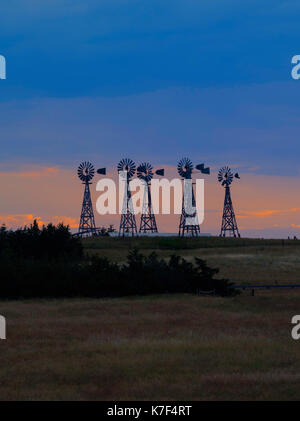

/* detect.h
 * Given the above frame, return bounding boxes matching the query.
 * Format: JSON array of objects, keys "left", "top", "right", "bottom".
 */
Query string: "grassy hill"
[{"left": 83, "top": 236, "right": 300, "bottom": 285}]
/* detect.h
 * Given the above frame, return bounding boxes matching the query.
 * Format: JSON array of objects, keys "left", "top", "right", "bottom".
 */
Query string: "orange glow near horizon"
[
  {"left": 0, "top": 164, "right": 300, "bottom": 237},
  {"left": 0, "top": 167, "right": 60, "bottom": 178},
  {"left": 0, "top": 214, "right": 79, "bottom": 229}
]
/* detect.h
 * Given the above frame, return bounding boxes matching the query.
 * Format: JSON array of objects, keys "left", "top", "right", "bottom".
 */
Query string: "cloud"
[
  {"left": 0, "top": 213, "right": 78, "bottom": 229},
  {"left": 1, "top": 0, "right": 299, "bottom": 100},
  {"left": 0, "top": 167, "right": 59, "bottom": 178},
  {"left": 241, "top": 208, "right": 300, "bottom": 217},
  {"left": 0, "top": 213, "right": 46, "bottom": 228},
  {"left": 1, "top": 83, "right": 300, "bottom": 176}
]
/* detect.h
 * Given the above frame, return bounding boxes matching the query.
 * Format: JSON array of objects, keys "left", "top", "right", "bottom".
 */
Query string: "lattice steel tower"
[
  {"left": 177, "top": 158, "right": 210, "bottom": 237},
  {"left": 137, "top": 163, "right": 164, "bottom": 233},
  {"left": 77, "top": 161, "right": 97, "bottom": 237},
  {"left": 118, "top": 158, "right": 137, "bottom": 236},
  {"left": 218, "top": 166, "right": 241, "bottom": 237}
]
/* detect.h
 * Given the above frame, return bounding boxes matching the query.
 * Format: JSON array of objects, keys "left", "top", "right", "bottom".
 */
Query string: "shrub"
[{"left": 0, "top": 222, "right": 238, "bottom": 299}]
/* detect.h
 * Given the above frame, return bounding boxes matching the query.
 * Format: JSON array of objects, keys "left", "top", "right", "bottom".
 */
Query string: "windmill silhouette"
[
  {"left": 177, "top": 158, "right": 210, "bottom": 237},
  {"left": 118, "top": 158, "right": 137, "bottom": 236},
  {"left": 137, "top": 162, "right": 164, "bottom": 233},
  {"left": 218, "top": 166, "right": 241, "bottom": 237},
  {"left": 76, "top": 161, "right": 97, "bottom": 237}
]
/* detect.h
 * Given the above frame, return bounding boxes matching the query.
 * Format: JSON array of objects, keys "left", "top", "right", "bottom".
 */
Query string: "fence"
[{"left": 232, "top": 284, "right": 300, "bottom": 296}]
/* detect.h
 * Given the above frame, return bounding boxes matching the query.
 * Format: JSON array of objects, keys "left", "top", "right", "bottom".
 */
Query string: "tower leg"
[
  {"left": 139, "top": 182, "right": 158, "bottom": 233},
  {"left": 119, "top": 211, "right": 138, "bottom": 236},
  {"left": 220, "top": 186, "right": 240, "bottom": 237},
  {"left": 178, "top": 182, "right": 200, "bottom": 237},
  {"left": 78, "top": 182, "right": 97, "bottom": 237},
  {"left": 139, "top": 214, "right": 158, "bottom": 233},
  {"left": 119, "top": 185, "right": 137, "bottom": 236}
]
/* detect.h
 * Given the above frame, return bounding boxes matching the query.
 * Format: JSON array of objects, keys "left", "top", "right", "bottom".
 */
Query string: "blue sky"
[
  {"left": 0, "top": 0, "right": 300, "bottom": 174},
  {"left": 1, "top": 1, "right": 299, "bottom": 97},
  {"left": 2, "top": 1, "right": 300, "bottom": 236}
]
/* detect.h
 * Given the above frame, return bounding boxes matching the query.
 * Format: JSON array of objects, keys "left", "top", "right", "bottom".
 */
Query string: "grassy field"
[
  {"left": 1, "top": 292, "right": 300, "bottom": 400},
  {"left": 83, "top": 236, "right": 300, "bottom": 285},
  {"left": 1, "top": 236, "right": 300, "bottom": 401}
]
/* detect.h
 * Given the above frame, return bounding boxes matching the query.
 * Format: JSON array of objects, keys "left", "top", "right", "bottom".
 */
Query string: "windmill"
[
  {"left": 218, "top": 166, "right": 240, "bottom": 237},
  {"left": 76, "top": 161, "right": 97, "bottom": 237},
  {"left": 118, "top": 158, "right": 137, "bottom": 236},
  {"left": 137, "top": 162, "right": 164, "bottom": 234},
  {"left": 177, "top": 158, "right": 210, "bottom": 237}
]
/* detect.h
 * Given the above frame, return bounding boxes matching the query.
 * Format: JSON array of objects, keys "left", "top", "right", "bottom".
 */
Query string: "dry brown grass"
[
  {"left": 86, "top": 244, "right": 300, "bottom": 284},
  {"left": 1, "top": 291, "right": 300, "bottom": 400}
]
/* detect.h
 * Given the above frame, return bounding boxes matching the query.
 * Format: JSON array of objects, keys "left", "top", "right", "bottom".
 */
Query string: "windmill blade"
[
  {"left": 77, "top": 161, "right": 95, "bottom": 182},
  {"left": 177, "top": 157, "right": 193, "bottom": 178},
  {"left": 155, "top": 169, "right": 164, "bottom": 176},
  {"left": 117, "top": 158, "right": 136, "bottom": 179},
  {"left": 137, "top": 162, "right": 154, "bottom": 182},
  {"left": 218, "top": 166, "right": 233, "bottom": 186},
  {"left": 97, "top": 168, "right": 106, "bottom": 175}
]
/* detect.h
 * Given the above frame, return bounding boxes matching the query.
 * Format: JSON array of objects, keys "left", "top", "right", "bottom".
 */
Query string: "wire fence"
[{"left": 232, "top": 283, "right": 300, "bottom": 296}]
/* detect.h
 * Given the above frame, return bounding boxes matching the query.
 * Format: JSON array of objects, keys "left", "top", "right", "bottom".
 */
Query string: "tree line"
[{"left": 0, "top": 221, "right": 238, "bottom": 299}]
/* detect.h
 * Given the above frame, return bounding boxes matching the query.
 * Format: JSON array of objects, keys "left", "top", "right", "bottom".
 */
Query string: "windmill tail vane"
[
  {"left": 195, "top": 163, "right": 210, "bottom": 174},
  {"left": 97, "top": 168, "right": 106, "bottom": 175}
]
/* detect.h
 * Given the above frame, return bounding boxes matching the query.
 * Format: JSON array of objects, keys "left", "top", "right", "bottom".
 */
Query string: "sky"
[{"left": 1, "top": 1, "right": 300, "bottom": 236}]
